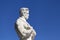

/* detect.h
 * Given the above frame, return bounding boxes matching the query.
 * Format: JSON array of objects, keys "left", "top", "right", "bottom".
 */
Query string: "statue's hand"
[
  {"left": 22, "top": 30, "right": 33, "bottom": 38},
  {"left": 24, "top": 27, "right": 31, "bottom": 30}
]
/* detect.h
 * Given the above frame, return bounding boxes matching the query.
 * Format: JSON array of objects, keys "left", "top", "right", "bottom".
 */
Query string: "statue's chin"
[
  {"left": 25, "top": 18, "right": 28, "bottom": 20},
  {"left": 25, "top": 17, "right": 29, "bottom": 20}
]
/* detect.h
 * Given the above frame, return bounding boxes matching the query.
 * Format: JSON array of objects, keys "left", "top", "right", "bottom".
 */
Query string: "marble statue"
[{"left": 15, "top": 7, "right": 36, "bottom": 40}]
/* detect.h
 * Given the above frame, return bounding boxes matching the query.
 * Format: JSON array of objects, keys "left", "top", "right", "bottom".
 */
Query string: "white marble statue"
[{"left": 15, "top": 7, "right": 36, "bottom": 40}]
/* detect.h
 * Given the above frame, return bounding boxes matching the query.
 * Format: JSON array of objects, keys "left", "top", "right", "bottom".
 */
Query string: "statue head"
[{"left": 19, "top": 7, "right": 29, "bottom": 20}]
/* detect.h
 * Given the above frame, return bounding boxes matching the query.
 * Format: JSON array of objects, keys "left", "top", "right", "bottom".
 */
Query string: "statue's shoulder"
[
  {"left": 17, "top": 17, "right": 22, "bottom": 21},
  {"left": 16, "top": 17, "right": 23, "bottom": 24}
]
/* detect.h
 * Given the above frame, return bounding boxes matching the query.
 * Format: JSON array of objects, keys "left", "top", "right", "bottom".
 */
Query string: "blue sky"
[{"left": 0, "top": 0, "right": 60, "bottom": 40}]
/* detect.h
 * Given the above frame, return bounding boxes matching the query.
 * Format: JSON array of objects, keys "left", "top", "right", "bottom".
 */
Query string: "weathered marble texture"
[{"left": 15, "top": 7, "right": 36, "bottom": 40}]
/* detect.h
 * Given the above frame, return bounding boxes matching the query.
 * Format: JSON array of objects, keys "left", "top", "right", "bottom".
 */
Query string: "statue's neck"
[{"left": 21, "top": 16, "right": 27, "bottom": 20}]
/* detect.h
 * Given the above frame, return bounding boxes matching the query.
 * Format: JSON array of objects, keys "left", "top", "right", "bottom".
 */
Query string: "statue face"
[{"left": 21, "top": 8, "right": 29, "bottom": 19}]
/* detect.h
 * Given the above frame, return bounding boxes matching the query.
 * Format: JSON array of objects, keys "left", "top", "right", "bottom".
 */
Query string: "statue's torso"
[{"left": 16, "top": 17, "right": 35, "bottom": 40}]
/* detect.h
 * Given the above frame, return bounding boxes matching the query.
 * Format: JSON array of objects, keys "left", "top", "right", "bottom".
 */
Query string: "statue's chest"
[
  {"left": 22, "top": 21, "right": 31, "bottom": 30},
  {"left": 23, "top": 21, "right": 29, "bottom": 27},
  {"left": 20, "top": 19, "right": 31, "bottom": 28}
]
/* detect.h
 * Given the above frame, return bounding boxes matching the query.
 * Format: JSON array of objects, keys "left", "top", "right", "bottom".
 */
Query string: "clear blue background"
[{"left": 0, "top": 0, "right": 60, "bottom": 40}]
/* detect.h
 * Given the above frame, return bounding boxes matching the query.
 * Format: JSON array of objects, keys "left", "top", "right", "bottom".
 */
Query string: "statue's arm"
[
  {"left": 27, "top": 23, "right": 36, "bottom": 35},
  {"left": 29, "top": 25, "right": 36, "bottom": 36},
  {"left": 16, "top": 19, "right": 32, "bottom": 37},
  {"left": 32, "top": 29, "right": 36, "bottom": 36}
]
